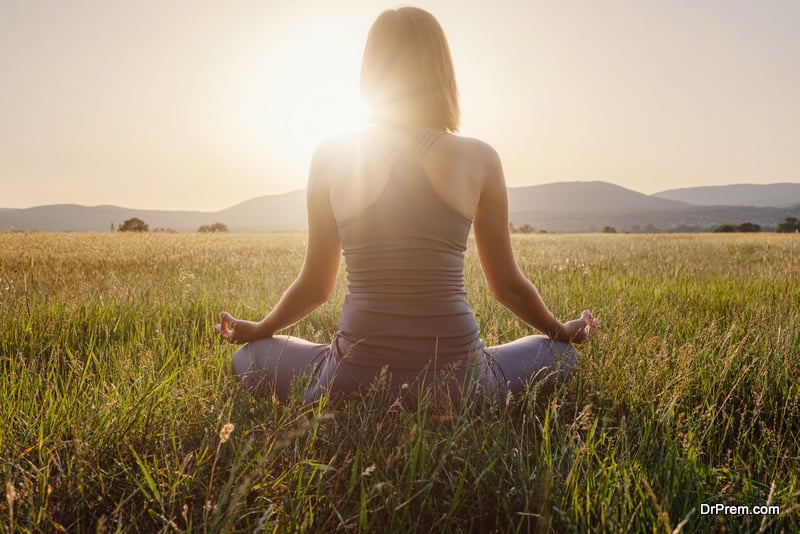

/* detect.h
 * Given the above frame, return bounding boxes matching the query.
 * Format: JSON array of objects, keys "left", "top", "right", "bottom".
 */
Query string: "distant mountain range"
[
  {"left": 653, "top": 183, "right": 800, "bottom": 208},
  {"left": 508, "top": 181, "right": 800, "bottom": 232},
  {"left": 0, "top": 190, "right": 307, "bottom": 233},
  {"left": 2, "top": 182, "right": 799, "bottom": 233}
]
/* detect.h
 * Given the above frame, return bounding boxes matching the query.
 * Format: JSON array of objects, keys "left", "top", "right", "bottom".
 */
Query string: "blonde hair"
[{"left": 360, "top": 7, "right": 460, "bottom": 132}]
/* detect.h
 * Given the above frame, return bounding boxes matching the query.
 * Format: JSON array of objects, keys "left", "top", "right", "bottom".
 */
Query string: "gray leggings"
[{"left": 231, "top": 335, "right": 579, "bottom": 405}]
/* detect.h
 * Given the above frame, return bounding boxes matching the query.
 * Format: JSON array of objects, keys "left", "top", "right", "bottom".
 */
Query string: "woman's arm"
[
  {"left": 217, "top": 143, "right": 341, "bottom": 344},
  {"left": 472, "top": 145, "right": 595, "bottom": 344}
]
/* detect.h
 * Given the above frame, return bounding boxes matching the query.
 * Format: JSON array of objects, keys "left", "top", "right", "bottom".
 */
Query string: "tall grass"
[{"left": 1, "top": 232, "right": 798, "bottom": 532}]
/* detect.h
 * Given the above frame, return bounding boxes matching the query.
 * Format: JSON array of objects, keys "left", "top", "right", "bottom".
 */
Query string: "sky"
[{"left": 1, "top": 0, "right": 799, "bottom": 211}]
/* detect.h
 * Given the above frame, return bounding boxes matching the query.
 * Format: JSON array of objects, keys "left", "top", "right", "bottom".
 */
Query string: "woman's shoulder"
[
  {"left": 442, "top": 133, "right": 498, "bottom": 157},
  {"left": 432, "top": 133, "right": 502, "bottom": 177},
  {"left": 308, "top": 131, "right": 366, "bottom": 187}
]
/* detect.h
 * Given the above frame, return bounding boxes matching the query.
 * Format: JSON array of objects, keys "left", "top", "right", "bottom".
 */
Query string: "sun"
[
  {"left": 272, "top": 66, "right": 370, "bottom": 160},
  {"left": 224, "top": 23, "right": 370, "bottom": 181}
]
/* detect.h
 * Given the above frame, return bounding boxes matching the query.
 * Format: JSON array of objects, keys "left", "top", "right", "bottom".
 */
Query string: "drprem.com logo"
[{"left": 700, "top": 503, "right": 780, "bottom": 516}]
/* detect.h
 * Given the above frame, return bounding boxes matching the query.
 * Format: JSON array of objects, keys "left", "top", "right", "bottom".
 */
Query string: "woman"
[{"left": 216, "top": 7, "right": 597, "bottom": 405}]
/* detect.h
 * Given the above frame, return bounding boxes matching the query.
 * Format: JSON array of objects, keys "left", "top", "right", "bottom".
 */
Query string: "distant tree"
[
  {"left": 198, "top": 222, "right": 229, "bottom": 233},
  {"left": 737, "top": 222, "right": 761, "bottom": 233},
  {"left": 714, "top": 222, "right": 761, "bottom": 233},
  {"left": 118, "top": 217, "right": 149, "bottom": 232},
  {"left": 776, "top": 217, "right": 800, "bottom": 233},
  {"left": 110, "top": 222, "right": 115, "bottom": 232},
  {"left": 518, "top": 224, "right": 535, "bottom": 234},
  {"left": 602, "top": 226, "right": 617, "bottom": 234}
]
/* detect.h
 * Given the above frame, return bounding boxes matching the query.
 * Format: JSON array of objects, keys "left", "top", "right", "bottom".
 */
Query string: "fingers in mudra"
[{"left": 216, "top": 312, "right": 238, "bottom": 343}]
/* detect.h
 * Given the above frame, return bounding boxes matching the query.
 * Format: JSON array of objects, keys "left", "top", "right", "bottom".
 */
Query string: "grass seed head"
[
  {"left": 219, "top": 423, "right": 235, "bottom": 443},
  {"left": 5, "top": 481, "right": 15, "bottom": 508}
]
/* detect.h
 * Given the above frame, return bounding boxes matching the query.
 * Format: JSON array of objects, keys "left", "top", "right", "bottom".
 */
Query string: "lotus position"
[{"left": 216, "top": 7, "right": 597, "bottom": 405}]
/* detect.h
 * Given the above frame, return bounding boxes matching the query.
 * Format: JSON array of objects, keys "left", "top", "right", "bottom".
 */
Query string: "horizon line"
[{"left": 4, "top": 179, "right": 800, "bottom": 212}]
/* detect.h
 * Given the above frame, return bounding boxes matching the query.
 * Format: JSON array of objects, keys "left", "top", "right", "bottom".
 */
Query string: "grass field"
[{"left": 1, "top": 232, "right": 798, "bottom": 532}]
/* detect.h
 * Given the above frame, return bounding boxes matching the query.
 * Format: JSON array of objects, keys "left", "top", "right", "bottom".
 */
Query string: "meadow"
[{"left": 0, "top": 232, "right": 798, "bottom": 532}]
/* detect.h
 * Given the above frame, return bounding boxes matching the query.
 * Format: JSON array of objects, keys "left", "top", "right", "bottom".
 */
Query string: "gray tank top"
[{"left": 333, "top": 129, "right": 484, "bottom": 369}]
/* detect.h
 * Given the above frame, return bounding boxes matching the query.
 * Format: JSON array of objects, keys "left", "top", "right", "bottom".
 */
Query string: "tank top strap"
[
  {"left": 411, "top": 128, "right": 446, "bottom": 159},
  {"left": 370, "top": 125, "right": 446, "bottom": 166}
]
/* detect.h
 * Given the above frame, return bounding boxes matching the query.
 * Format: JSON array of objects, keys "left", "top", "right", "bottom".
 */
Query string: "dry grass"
[{"left": 1, "top": 232, "right": 798, "bottom": 532}]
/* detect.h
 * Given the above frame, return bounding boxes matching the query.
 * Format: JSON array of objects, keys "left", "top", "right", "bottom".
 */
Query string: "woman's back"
[
  {"left": 327, "top": 128, "right": 487, "bottom": 369},
  {"left": 327, "top": 126, "right": 490, "bottom": 225}
]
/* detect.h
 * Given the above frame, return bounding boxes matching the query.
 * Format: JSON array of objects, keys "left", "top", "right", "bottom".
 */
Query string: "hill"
[
  {"left": 508, "top": 181, "right": 690, "bottom": 214},
  {"left": 0, "top": 204, "right": 213, "bottom": 232},
  {"left": 653, "top": 183, "right": 800, "bottom": 208},
  {"left": 0, "top": 191, "right": 307, "bottom": 233},
  {"left": 511, "top": 204, "right": 800, "bottom": 233},
  {"left": 215, "top": 190, "right": 306, "bottom": 232},
  {"left": 2, "top": 181, "right": 799, "bottom": 233}
]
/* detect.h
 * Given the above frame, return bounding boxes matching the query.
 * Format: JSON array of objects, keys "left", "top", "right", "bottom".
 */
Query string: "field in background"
[{"left": 1, "top": 232, "right": 798, "bottom": 532}]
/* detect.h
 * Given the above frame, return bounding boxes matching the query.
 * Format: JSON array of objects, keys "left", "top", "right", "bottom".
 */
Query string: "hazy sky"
[{"left": 2, "top": 0, "right": 798, "bottom": 210}]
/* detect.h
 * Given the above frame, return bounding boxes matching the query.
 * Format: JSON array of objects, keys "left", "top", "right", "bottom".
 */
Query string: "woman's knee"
[
  {"left": 491, "top": 336, "right": 580, "bottom": 394},
  {"left": 230, "top": 338, "right": 275, "bottom": 379},
  {"left": 230, "top": 344, "right": 252, "bottom": 379},
  {"left": 229, "top": 336, "right": 328, "bottom": 401},
  {"left": 549, "top": 341, "right": 579, "bottom": 379},
  {"left": 230, "top": 339, "right": 280, "bottom": 397}
]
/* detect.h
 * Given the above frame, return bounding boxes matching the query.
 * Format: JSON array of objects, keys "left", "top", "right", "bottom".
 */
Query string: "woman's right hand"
[
  {"left": 560, "top": 310, "right": 599, "bottom": 344},
  {"left": 215, "top": 311, "right": 263, "bottom": 345}
]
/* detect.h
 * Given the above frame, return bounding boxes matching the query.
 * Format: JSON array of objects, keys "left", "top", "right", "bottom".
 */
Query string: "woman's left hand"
[
  {"left": 560, "top": 310, "right": 599, "bottom": 344},
  {"left": 215, "top": 311, "right": 259, "bottom": 345}
]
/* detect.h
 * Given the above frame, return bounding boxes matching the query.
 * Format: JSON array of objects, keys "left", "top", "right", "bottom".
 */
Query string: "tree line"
[
  {"left": 713, "top": 217, "right": 800, "bottom": 233},
  {"left": 509, "top": 217, "right": 800, "bottom": 234},
  {"left": 114, "top": 216, "right": 800, "bottom": 234},
  {"left": 115, "top": 218, "right": 229, "bottom": 233}
]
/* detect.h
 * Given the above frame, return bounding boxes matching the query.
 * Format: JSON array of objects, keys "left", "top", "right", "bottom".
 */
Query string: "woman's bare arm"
[
  {"left": 217, "top": 143, "right": 341, "bottom": 343},
  {"left": 472, "top": 144, "right": 595, "bottom": 343}
]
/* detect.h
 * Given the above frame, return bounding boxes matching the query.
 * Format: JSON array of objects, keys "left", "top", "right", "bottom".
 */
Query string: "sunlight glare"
[{"left": 225, "top": 24, "right": 369, "bottom": 182}]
